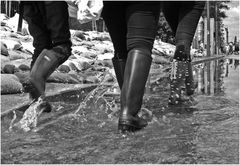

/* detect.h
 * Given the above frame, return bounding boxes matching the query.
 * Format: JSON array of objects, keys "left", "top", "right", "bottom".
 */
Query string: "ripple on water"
[{"left": 1, "top": 64, "right": 239, "bottom": 163}]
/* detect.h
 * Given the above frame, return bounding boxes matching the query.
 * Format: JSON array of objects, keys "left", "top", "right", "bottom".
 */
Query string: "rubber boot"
[
  {"left": 26, "top": 44, "right": 71, "bottom": 112},
  {"left": 185, "top": 62, "right": 195, "bottom": 96},
  {"left": 168, "top": 59, "right": 187, "bottom": 105},
  {"left": 118, "top": 49, "right": 152, "bottom": 133},
  {"left": 112, "top": 58, "right": 126, "bottom": 89}
]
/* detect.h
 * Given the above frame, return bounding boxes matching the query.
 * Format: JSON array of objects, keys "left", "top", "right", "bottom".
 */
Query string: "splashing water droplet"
[
  {"left": 75, "top": 69, "right": 116, "bottom": 116},
  {"left": 13, "top": 98, "right": 45, "bottom": 132},
  {"left": 162, "top": 115, "right": 170, "bottom": 124},
  {"left": 98, "top": 122, "right": 106, "bottom": 128},
  {"left": 56, "top": 105, "right": 64, "bottom": 111},
  {"left": 9, "top": 110, "right": 17, "bottom": 132},
  {"left": 139, "top": 107, "right": 153, "bottom": 121}
]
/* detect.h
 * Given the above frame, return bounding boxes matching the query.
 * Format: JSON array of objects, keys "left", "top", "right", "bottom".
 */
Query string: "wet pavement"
[{"left": 1, "top": 57, "right": 239, "bottom": 164}]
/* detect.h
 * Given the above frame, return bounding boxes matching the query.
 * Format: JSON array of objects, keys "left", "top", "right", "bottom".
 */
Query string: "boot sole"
[
  {"left": 186, "top": 91, "right": 194, "bottom": 96},
  {"left": 118, "top": 124, "right": 142, "bottom": 133},
  {"left": 186, "top": 89, "right": 194, "bottom": 96},
  {"left": 118, "top": 119, "right": 147, "bottom": 133}
]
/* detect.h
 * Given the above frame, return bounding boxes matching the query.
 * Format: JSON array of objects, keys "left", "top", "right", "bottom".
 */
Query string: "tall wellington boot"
[
  {"left": 118, "top": 49, "right": 152, "bottom": 133},
  {"left": 112, "top": 58, "right": 126, "bottom": 89},
  {"left": 26, "top": 44, "right": 71, "bottom": 112},
  {"left": 168, "top": 59, "right": 187, "bottom": 105},
  {"left": 185, "top": 62, "right": 195, "bottom": 96}
]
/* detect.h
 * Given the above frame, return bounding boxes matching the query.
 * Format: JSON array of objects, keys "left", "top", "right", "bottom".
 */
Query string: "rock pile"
[{"left": 1, "top": 13, "right": 175, "bottom": 94}]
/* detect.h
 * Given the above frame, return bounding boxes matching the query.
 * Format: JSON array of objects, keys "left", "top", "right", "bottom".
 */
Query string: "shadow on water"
[{"left": 1, "top": 58, "right": 239, "bottom": 164}]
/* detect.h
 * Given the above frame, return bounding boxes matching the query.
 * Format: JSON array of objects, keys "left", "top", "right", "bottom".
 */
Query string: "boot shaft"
[
  {"left": 119, "top": 49, "right": 152, "bottom": 131},
  {"left": 112, "top": 58, "right": 126, "bottom": 89},
  {"left": 185, "top": 62, "right": 195, "bottom": 96},
  {"left": 121, "top": 49, "right": 152, "bottom": 116},
  {"left": 28, "top": 45, "right": 71, "bottom": 100},
  {"left": 169, "top": 59, "right": 187, "bottom": 105}
]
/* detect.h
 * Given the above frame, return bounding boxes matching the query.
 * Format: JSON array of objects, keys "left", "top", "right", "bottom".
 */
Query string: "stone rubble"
[{"left": 1, "top": 13, "right": 176, "bottom": 94}]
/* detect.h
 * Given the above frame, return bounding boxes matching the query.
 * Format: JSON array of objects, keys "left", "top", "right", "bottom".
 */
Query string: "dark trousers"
[
  {"left": 22, "top": 1, "right": 71, "bottom": 68},
  {"left": 102, "top": 2, "right": 160, "bottom": 59},
  {"left": 162, "top": 1, "right": 205, "bottom": 61}
]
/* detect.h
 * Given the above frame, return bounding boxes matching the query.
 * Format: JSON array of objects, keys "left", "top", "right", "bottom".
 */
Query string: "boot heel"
[{"left": 118, "top": 124, "right": 136, "bottom": 133}]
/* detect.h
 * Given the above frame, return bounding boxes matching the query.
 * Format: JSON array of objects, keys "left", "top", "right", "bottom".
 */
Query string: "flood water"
[{"left": 1, "top": 58, "right": 239, "bottom": 164}]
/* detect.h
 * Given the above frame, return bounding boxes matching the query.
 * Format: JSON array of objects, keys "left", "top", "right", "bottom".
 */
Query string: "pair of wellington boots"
[
  {"left": 24, "top": 45, "right": 70, "bottom": 112},
  {"left": 112, "top": 49, "right": 151, "bottom": 133}
]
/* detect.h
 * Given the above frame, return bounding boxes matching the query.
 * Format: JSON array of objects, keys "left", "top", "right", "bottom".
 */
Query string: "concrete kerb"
[
  {"left": 192, "top": 55, "right": 225, "bottom": 65},
  {"left": 1, "top": 83, "right": 101, "bottom": 120}
]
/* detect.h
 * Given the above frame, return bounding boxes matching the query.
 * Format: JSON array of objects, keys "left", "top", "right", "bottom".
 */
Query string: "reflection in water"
[
  {"left": 194, "top": 58, "right": 239, "bottom": 101},
  {"left": 234, "top": 59, "right": 239, "bottom": 69},
  {"left": 229, "top": 58, "right": 240, "bottom": 70}
]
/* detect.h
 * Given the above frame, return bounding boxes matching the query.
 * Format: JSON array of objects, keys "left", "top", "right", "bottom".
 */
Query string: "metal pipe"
[
  {"left": 5, "top": 0, "right": 8, "bottom": 16},
  {"left": 215, "top": 2, "right": 219, "bottom": 55},
  {"left": 206, "top": 1, "right": 211, "bottom": 57},
  {"left": 8, "top": 0, "right": 11, "bottom": 17},
  {"left": 17, "top": 2, "right": 23, "bottom": 34},
  {"left": 206, "top": 1, "right": 211, "bottom": 94}
]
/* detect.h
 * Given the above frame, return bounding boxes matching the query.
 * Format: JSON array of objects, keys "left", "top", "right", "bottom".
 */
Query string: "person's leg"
[
  {"left": 102, "top": 2, "right": 128, "bottom": 89},
  {"left": 161, "top": 1, "right": 180, "bottom": 36},
  {"left": 119, "top": 2, "right": 160, "bottom": 132},
  {"left": 29, "top": 2, "right": 72, "bottom": 104},
  {"left": 44, "top": 1, "right": 72, "bottom": 48},
  {"left": 22, "top": 2, "right": 52, "bottom": 112},
  {"left": 22, "top": 2, "right": 52, "bottom": 69},
  {"left": 169, "top": 1, "right": 205, "bottom": 104},
  {"left": 175, "top": 1, "right": 205, "bottom": 61}
]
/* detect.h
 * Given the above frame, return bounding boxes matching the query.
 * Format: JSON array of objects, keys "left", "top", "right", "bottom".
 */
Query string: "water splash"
[
  {"left": 138, "top": 107, "right": 153, "bottom": 122},
  {"left": 12, "top": 98, "right": 45, "bottom": 132},
  {"left": 74, "top": 69, "right": 116, "bottom": 116},
  {"left": 8, "top": 110, "right": 17, "bottom": 132}
]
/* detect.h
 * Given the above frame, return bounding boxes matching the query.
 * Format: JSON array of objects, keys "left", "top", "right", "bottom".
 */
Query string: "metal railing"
[{"left": 1, "top": 0, "right": 20, "bottom": 17}]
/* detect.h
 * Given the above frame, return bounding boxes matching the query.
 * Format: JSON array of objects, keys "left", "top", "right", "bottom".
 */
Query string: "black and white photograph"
[{"left": 1, "top": 0, "right": 239, "bottom": 164}]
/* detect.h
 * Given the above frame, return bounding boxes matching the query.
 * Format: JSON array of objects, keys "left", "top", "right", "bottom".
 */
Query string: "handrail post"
[
  {"left": 206, "top": 1, "right": 211, "bottom": 95},
  {"left": 17, "top": 2, "right": 23, "bottom": 34}
]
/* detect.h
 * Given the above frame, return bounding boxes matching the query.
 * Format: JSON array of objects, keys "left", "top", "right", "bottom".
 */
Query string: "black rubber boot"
[
  {"left": 25, "top": 44, "right": 71, "bottom": 112},
  {"left": 118, "top": 49, "right": 152, "bottom": 133},
  {"left": 112, "top": 58, "right": 126, "bottom": 89},
  {"left": 185, "top": 62, "right": 195, "bottom": 96},
  {"left": 168, "top": 59, "right": 187, "bottom": 105}
]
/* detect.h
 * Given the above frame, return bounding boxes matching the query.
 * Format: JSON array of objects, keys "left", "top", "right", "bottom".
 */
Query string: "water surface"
[{"left": 1, "top": 58, "right": 239, "bottom": 164}]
